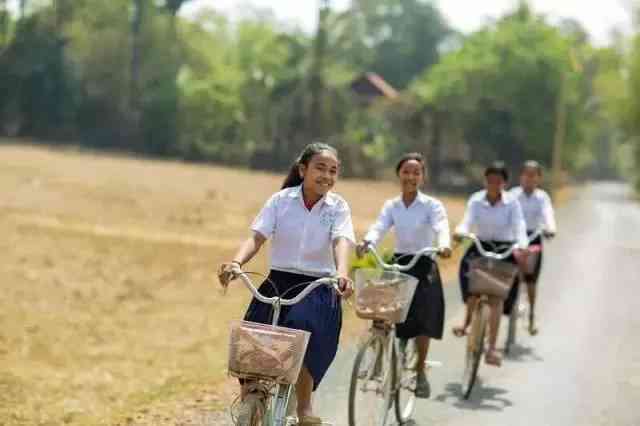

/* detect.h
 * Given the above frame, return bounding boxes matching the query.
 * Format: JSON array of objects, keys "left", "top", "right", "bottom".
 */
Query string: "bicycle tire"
[
  {"left": 462, "top": 303, "right": 488, "bottom": 400},
  {"left": 505, "top": 283, "right": 520, "bottom": 356},
  {"left": 236, "top": 392, "right": 264, "bottom": 426},
  {"left": 348, "top": 335, "right": 393, "bottom": 426},
  {"left": 394, "top": 339, "right": 417, "bottom": 424}
]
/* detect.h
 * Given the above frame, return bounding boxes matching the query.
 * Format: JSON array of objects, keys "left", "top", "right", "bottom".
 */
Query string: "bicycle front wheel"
[
  {"left": 505, "top": 284, "right": 520, "bottom": 356},
  {"left": 236, "top": 392, "right": 265, "bottom": 426},
  {"left": 462, "top": 303, "right": 489, "bottom": 400},
  {"left": 394, "top": 338, "right": 417, "bottom": 423},
  {"left": 348, "top": 335, "right": 393, "bottom": 426}
]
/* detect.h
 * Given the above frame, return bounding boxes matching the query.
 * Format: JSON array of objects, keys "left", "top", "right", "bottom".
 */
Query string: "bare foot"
[{"left": 485, "top": 349, "right": 502, "bottom": 367}]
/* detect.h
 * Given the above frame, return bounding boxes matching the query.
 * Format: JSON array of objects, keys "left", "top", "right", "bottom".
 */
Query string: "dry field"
[{"left": 0, "top": 142, "right": 466, "bottom": 425}]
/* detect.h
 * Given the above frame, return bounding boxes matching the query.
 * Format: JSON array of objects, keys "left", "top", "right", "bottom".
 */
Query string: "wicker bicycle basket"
[
  {"left": 228, "top": 320, "right": 310, "bottom": 384},
  {"left": 354, "top": 268, "right": 419, "bottom": 324},
  {"left": 468, "top": 257, "right": 519, "bottom": 300}
]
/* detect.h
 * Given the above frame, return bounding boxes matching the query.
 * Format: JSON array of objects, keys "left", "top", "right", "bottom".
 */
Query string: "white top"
[
  {"left": 455, "top": 190, "right": 529, "bottom": 249},
  {"left": 364, "top": 192, "right": 451, "bottom": 253},
  {"left": 509, "top": 186, "right": 557, "bottom": 233},
  {"left": 251, "top": 185, "right": 356, "bottom": 277}
]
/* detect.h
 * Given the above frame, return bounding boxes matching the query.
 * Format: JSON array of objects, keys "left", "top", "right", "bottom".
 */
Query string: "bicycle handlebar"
[
  {"left": 363, "top": 244, "right": 441, "bottom": 271},
  {"left": 457, "top": 228, "right": 544, "bottom": 260},
  {"left": 228, "top": 264, "right": 339, "bottom": 306}
]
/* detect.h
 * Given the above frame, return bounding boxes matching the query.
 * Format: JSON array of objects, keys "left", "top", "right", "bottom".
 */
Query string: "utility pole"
[
  {"left": 552, "top": 48, "right": 581, "bottom": 199},
  {"left": 19, "top": 0, "right": 26, "bottom": 20},
  {"left": 551, "top": 72, "right": 566, "bottom": 200},
  {"left": 308, "top": 0, "right": 329, "bottom": 139}
]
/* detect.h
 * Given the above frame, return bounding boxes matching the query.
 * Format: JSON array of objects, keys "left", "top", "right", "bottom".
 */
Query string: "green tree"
[
  {"left": 334, "top": 0, "right": 450, "bottom": 88},
  {"left": 412, "top": 4, "right": 585, "bottom": 174}
]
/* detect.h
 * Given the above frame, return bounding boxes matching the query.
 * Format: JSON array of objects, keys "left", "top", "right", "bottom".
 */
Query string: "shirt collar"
[
  {"left": 482, "top": 190, "right": 512, "bottom": 207},
  {"left": 395, "top": 191, "right": 428, "bottom": 209},
  {"left": 288, "top": 185, "right": 337, "bottom": 207}
]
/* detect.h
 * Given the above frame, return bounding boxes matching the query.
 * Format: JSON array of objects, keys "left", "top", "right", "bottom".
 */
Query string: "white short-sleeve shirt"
[
  {"left": 364, "top": 192, "right": 451, "bottom": 253},
  {"left": 455, "top": 190, "right": 529, "bottom": 249},
  {"left": 251, "top": 185, "right": 355, "bottom": 277},
  {"left": 509, "top": 186, "right": 557, "bottom": 233}
]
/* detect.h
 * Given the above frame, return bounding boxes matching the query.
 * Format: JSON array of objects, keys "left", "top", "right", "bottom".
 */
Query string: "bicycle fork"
[{"left": 264, "top": 384, "right": 295, "bottom": 426}]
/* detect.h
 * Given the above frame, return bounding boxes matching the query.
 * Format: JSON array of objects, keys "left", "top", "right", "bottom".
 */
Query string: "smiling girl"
[
  {"left": 357, "top": 153, "right": 452, "bottom": 399},
  {"left": 218, "top": 143, "right": 355, "bottom": 425}
]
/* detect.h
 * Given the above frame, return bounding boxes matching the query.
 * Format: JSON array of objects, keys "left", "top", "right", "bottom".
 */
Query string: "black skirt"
[
  {"left": 392, "top": 254, "right": 445, "bottom": 340},
  {"left": 243, "top": 269, "right": 342, "bottom": 391},
  {"left": 525, "top": 232, "right": 544, "bottom": 284},
  {"left": 458, "top": 241, "right": 521, "bottom": 316}
]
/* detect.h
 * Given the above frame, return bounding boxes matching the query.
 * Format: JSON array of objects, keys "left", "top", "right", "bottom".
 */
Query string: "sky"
[{"left": 180, "top": 0, "right": 633, "bottom": 46}]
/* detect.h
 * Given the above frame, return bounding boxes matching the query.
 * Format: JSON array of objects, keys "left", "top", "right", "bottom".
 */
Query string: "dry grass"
[{"left": 0, "top": 142, "right": 466, "bottom": 425}]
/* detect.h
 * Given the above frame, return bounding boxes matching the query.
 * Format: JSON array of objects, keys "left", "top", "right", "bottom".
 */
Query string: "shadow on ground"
[{"left": 433, "top": 380, "right": 513, "bottom": 413}]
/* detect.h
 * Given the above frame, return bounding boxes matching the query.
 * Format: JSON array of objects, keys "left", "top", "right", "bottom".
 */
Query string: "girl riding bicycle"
[
  {"left": 218, "top": 143, "right": 355, "bottom": 426},
  {"left": 509, "top": 160, "right": 557, "bottom": 335},
  {"left": 452, "top": 162, "right": 528, "bottom": 367},
  {"left": 357, "top": 153, "right": 452, "bottom": 399}
]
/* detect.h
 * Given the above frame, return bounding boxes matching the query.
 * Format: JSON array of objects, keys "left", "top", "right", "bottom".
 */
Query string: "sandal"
[
  {"left": 452, "top": 326, "right": 467, "bottom": 338},
  {"left": 485, "top": 349, "right": 502, "bottom": 367},
  {"left": 529, "top": 323, "right": 539, "bottom": 336},
  {"left": 299, "top": 415, "right": 323, "bottom": 425}
]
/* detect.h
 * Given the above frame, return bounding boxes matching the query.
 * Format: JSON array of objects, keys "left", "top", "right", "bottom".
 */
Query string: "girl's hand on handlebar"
[
  {"left": 513, "top": 248, "right": 529, "bottom": 269},
  {"left": 452, "top": 233, "right": 464, "bottom": 244},
  {"left": 438, "top": 247, "right": 452, "bottom": 259},
  {"left": 355, "top": 241, "right": 370, "bottom": 259},
  {"left": 337, "top": 275, "right": 354, "bottom": 299},
  {"left": 217, "top": 262, "right": 240, "bottom": 288}
]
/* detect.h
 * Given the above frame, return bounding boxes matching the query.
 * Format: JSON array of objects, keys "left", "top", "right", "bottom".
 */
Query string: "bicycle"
[
  {"left": 348, "top": 244, "right": 442, "bottom": 426},
  {"left": 223, "top": 265, "right": 340, "bottom": 426},
  {"left": 456, "top": 230, "right": 541, "bottom": 399}
]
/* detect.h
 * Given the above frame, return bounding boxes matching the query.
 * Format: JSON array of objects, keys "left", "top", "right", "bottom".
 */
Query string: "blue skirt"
[
  {"left": 243, "top": 269, "right": 342, "bottom": 391},
  {"left": 458, "top": 241, "right": 521, "bottom": 316}
]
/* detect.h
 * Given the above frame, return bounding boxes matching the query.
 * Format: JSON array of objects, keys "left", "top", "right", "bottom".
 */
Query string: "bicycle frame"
[
  {"left": 228, "top": 266, "right": 339, "bottom": 426},
  {"left": 348, "top": 245, "right": 441, "bottom": 425},
  {"left": 365, "top": 244, "right": 441, "bottom": 272},
  {"left": 459, "top": 228, "right": 546, "bottom": 397}
]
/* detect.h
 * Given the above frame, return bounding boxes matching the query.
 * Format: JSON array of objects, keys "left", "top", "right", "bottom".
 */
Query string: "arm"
[
  {"left": 231, "top": 231, "right": 267, "bottom": 266},
  {"left": 333, "top": 237, "right": 352, "bottom": 278},
  {"left": 542, "top": 192, "right": 557, "bottom": 234},
  {"left": 363, "top": 201, "right": 394, "bottom": 246},
  {"left": 454, "top": 198, "right": 475, "bottom": 238},
  {"left": 218, "top": 194, "right": 277, "bottom": 287},
  {"left": 512, "top": 202, "right": 529, "bottom": 249},
  {"left": 218, "top": 231, "right": 267, "bottom": 287},
  {"left": 432, "top": 200, "right": 451, "bottom": 249},
  {"left": 331, "top": 202, "right": 356, "bottom": 297}
]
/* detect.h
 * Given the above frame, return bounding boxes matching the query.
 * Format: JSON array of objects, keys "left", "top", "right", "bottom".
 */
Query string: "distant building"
[{"left": 350, "top": 72, "right": 399, "bottom": 103}]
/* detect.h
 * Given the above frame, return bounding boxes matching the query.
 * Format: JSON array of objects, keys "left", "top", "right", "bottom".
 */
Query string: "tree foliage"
[{"left": 0, "top": 0, "right": 626, "bottom": 183}]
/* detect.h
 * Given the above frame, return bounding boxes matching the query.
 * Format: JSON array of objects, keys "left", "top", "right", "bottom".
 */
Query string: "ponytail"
[
  {"left": 281, "top": 163, "right": 304, "bottom": 189},
  {"left": 281, "top": 142, "right": 338, "bottom": 190}
]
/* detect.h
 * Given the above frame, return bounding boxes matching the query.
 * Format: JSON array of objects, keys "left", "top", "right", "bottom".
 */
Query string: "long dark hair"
[{"left": 281, "top": 142, "right": 339, "bottom": 189}]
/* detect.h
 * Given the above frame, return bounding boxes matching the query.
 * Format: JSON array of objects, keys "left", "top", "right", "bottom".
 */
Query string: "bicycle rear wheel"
[
  {"left": 394, "top": 339, "right": 417, "bottom": 424},
  {"left": 349, "top": 335, "right": 393, "bottom": 426},
  {"left": 462, "top": 303, "right": 489, "bottom": 400}
]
